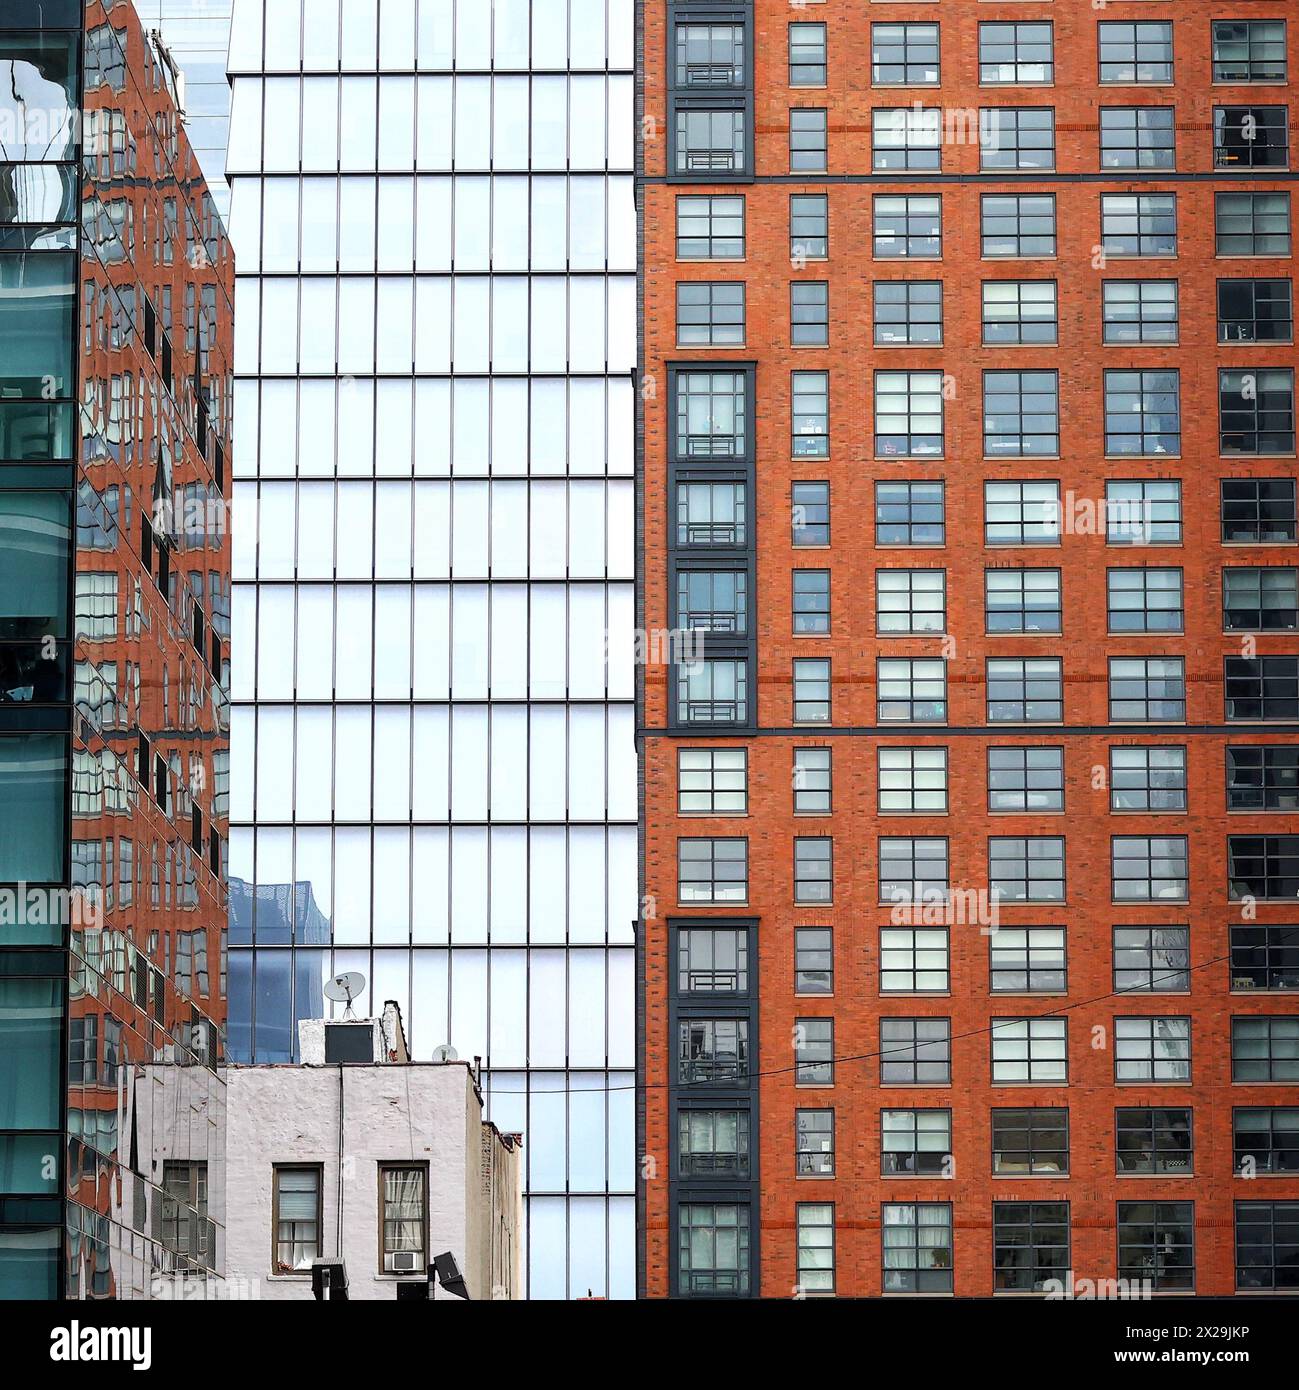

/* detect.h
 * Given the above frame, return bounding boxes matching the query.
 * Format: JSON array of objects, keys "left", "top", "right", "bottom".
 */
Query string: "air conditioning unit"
[{"left": 390, "top": 1251, "right": 421, "bottom": 1274}]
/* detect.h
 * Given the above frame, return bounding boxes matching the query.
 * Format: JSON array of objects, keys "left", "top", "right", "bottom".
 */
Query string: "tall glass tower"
[{"left": 223, "top": 0, "right": 637, "bottom": 1299}]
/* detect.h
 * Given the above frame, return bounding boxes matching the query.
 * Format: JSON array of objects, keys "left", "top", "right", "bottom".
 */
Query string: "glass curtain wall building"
[{"left": 225, "top": 0, "right": 637, "bottom": 1299}]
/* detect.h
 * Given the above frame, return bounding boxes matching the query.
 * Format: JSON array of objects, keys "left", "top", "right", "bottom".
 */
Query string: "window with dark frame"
[
  {"left": 990, "top": 927, "right": 1067, "bottom": 993},
  {"left": 679, "top": 1018, "right": 749, "bottom": 1085},
  {"left": 1114, "top": 1016, "right": 1191, "bottom": 1081},
  {"left": 796, "top": 1017, "right": 834, "bottom": 1085},
  {"left": 1229, "top": 923, "right": 1299, "bottom": 991},
  {"left": 873, "top": 106, "right": 942, "bottom": 171},
  {"left": 678, "top": 837, "right": 748, "bottom": 904},
  {"left": 1104, "top": 370, "right": 1180, "bottom": 456},
  {"left": 677, "top": 568, "right": 748, "bottom": 634},
  {"left": 1233, "top": 1108, "right": 1299, "bottom": 1174},
  {"left": 878, "top": 657, "right": 947, "bottom": 723},
  {"left": 678, "top": 926, "right": 749, "bottom": 994},
  {"left": 982, "top": 280, "right": 1057, "bottom": 345},
  {"left": 992, "top": 1108, "right": 1069, "bottom": 1174},
  {"left": 1111, "top": 835, "right": 1189, "bottom": 900},
  {"left": 1118, "top": 1202, "right": 1195, "bottom": 1290},
  {"left": 797, "top": 1203, "right": 836, "bottom": 1292},
  {"left": 985, "top": 568, "right": 1062, "bottom": 634},
  {"left": 1227, "top": 747, "right": 1299, "bottom": 812},
  {"left": 991, "top": 1018, "right": 1068, "bottom": 1084},
  {"left": 984, "top": 370, "right": 1060, "bottom": 457},
  {"left": 881, "top": 1017, "right": 952, "bottom": 1084},
  {"left": 1213, "top": 21, "right": 1288, "bottom": 83},
  {"left": 1216, "top": 191, "right": 1291, "bottom": 256},
  {"left": 789, "top": 22, "right": 827, "bottom": 87},
  {"left": 993, "top": 1202, "right": 1070, "bottom": 1293},
  {"left": 679, "top": 1109, "right": 751, "bottom": 1179},
  {"left": 792, "top": 480, "right": 830, "bottom": 546},
  {"left": 1225, "top": 655, "right": 1299, "bottom": 720},
  {"left": 791, "top": 280, "right": 829, "bottom": 346},
  {"left": 1236, "top": 1202, "right": 1299, "bottom": 1291},
  {"left": 797, "top": 1109, "right": 835, "bottom": 1175},
  {"left": 872, "top": 22, "right": 940, "bottom": 86},
  {"left": 1116, "top": 1108, "right": 1193, "bottom": 1175},
  {"left": 982, "top": 193, "right": 1056, "bottom": 257},
  {"left": 678, "top": 479, "right": 748, "bottom": 547},
  {"left": 1221, "top": 478, "right": 1297, "bottom": 544},
  {"left": 1114, "top": 925, "right": 1190, "bottom": 992},
  {"left": 882, "top": 1203, "right": 953, "bottom": 1293},
  {"left": 675, "top": 108, "right": 747, "bottom": 176},
  {"left": 981, "top": 108, "right": 1055, "bottom": 171},
  {"left": 273, "top": 1166, "right": 321, "bottom": 1274},
  {"left": 794, "top": 747, "right": 833, "bottom": 815},
  {"left": 987, "top": 658, "right": 1064, "bottom": 723},
  {"left": 876, "top": 370, "right": 945, "bottom": 457},
  {"left": 792, "top": 370, "right": 829, "bottom": 458},
  {"left": 676, "top": 282, "right": 745, "bottom": 346},
  {"left": 794, "top": 836, "right": 833, "bottom": 904},
  {"left": 989, "top": 837, "right": 1065, "bottom": 903},
  {"left": 676, "top": 195, "right": 745, "bottom": 260},
  {"left": 882, "top": 1109, "right": 952, "bottom": 1176},
  {"left": 979, "top": 22, "right": 1053, "bottom": 84},
  {"left": 674, "top": 370, "right": 748, "bottom": 460},
  {"left": 1099, "top": 107, "right": 1175, "bottom": 170},
  {"left": 794, "top": 657, "right": 831, "bottom": 723},
  {"left": 1214, "top": 106, "right": 1289, "bottom": 169},
  {"left": 1106, "top": 567, "right": 1184, "bottom": 633},
  {"left": 880, "top": 836, "right": 949, "bottom": 904},
  {"left": 678, "top": 747, "right": 748, "bottom": 815},
  {"left": 790, "top": 108, "right": 828, "bottom": 173},
  {"left": 879, "top": 746, "right": 948, "bottom": 813},
  {"left": 985, "top": 481, "right": 1061, "bottom": 546},
  {"left": 1232, "top": 1015, "right": 1299, "bottom": 1081},
  {"left": 880, "top": 926, "right": 950, "bottom": 992},
  {"left": 875, "top": 194, "right": 941, "bottom": 259},
  {"left": 1223, "top": 567, "right": 1299, "bottom": 631},
  {"left": 1219, "top": 367, "right": 1296, "bottom": 455},
  {"left": 1106, "top": 480, "right": 1183, "bottom": 543},
  {"left": 875, "top": 281, "right": 943, "bottom": 346},
  {"left": 876, "top": 481, "right": 946, "bottom": 545},
  {"left": 1228, "top": 835, "right": 1299, "bottom": 900},
  {"left": 678, "top": 1204, "right": 750, "bottom": 1295},
  {"left": 988, "top": 747, "right": 1065, "bottom": 813},
  {"left": 1218, "top": 278, "right": 1293, "bottom": 343},
  {"left": 793, "top": 569, "right": 830, "bottom": 634},
  {"left": 791, "top": 193, "right": 828, "bottom": 259},
  {"left": 878, "top": 568, "right": 946, "bottom": 635},
  {"left": 1102, "top": 193, "right": 1177, "bottom": 257},
  {"left": 379, "top": 1164, "right": 428, "bottom": 1274},
  {"left": 1098, "top": 20, "right": 1173, "bottom": 83},
  {"left": 1110, "top": 746, "right": 1187, "bottom": 812},
  {"left": 1103, "top": 280, "right": 1179, "bottom": 344},
  {"left": 796, "top": 926, "right": 834, "bottom": 995},
  {"left": 677, "top": 657, "right": 749, "bottom": 724},
  {"left": 1109, "top": 657, "right": 1186, "bottom": 722}
]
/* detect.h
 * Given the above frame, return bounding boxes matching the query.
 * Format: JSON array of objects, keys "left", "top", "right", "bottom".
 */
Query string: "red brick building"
[{"left": 639, "top": 1, "right": 1298, "bottom": 1297}]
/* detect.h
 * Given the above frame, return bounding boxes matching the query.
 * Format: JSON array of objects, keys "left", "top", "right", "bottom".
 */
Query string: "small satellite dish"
[
  {"left": 323, "top": 972, "right": 366, "bottom": 1019},
  {"left": 432, "top": 1044, "right": 459, "bottom": 1063}
]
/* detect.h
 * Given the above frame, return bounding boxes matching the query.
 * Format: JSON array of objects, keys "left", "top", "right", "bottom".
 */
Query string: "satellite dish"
[
  {"left": 432, "top": 1044, "right": 459, "bottom": 1063},
  {"left": 323, "top": 972, "right": 366, "bottom": 1019}
]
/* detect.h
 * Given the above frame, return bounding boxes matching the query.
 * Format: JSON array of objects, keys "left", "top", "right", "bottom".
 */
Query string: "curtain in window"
[{"left": 383, "top": 1168, "right": 425, "bottom": 1256}]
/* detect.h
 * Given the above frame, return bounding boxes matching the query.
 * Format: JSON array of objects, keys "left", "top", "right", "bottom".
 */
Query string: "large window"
[
  {"left": 1214, "top": 106, "right": 1289, "bottom": 169},
  {"left": 876, "top": 481, "right": 945, "bottom": 545},
  {"left": 879, "top": 837, "right": 949, "bottom": 904},
  {"left": 993, "top": 1202, "right": 1069, "bottom": 1293},
  {"left": 1229, "top": 924, "right": 1299, "bottom": 991},
  {"left": 880, "top": 1018, "right": 951, "bottom": 1084},
  {"left": 676, "top": 282, "right": 745, "bottom": 346},
  {"left": 990, "top": 927, "right": 1067, "bottom": 993},
  {"left": 1214, "top": 20, "right": 1288, "bottom": 81},
  {"left": 875, "top": 194, "right": 941, "bottom": 259},
  {"left": 1111, "top": 836, "right": 1189, "bottom": 901},
  {"left": 1225, "top": 656, "right": 1299, "bottom": 721},
  {"left": 1228, "top": 835, "right": 1299, "bottom": 900},
  {"left": 879, "top": 747, "right": 948, "bottom": 813},
  {"left": 1117, "top": 1109, "right": 1193, "bottom": 1175},
  {"left": 1219, "top": 368, "right": 1295, "bottom": 454},
  {"left": 882, "top": 1109, "right": 952, "bottom": 1176},
  {"left": 985, "top": 569, "right": 1062, "bottom": 634},
  {"left": 877, "top": 569, "right": 946, "bottom": 635},
  {"left": 678, "top": 480, "right": 747, "bottom": 547},
  {"left": 992, "top": 1108, "right": 1068, "bottom": 1174},
  {"left": 0, "top": 977, "right": 61, "bottom": 1135},
  {"left": 981, "top": 108, "right": 1055, "bottom": 170},
  {"left": 979, "top": 22, "right": 1053, "bottom": 84},
  {"left": 1114, "top": 925, "right": 1190, "bottom": 993},
  {"left": 988, "top": 747, "right": 1065, "bottom": 813},
  {"left": 991, "top": 1018, "right": 1067, "bottom": 1084},
  {"left": 1236, "top": 1202, "right": 1299, "bottom": 1292},
  {"left": 1103, "top": 280, "right": 1179, "bottom": 344},
  {"left": 982, "top": 281, "right": 1056, "bottom": 345},
  {"left": 0, "top": 251, "right": 75, "bottom": 457},
  {"left": 1110, "top": 747, "right": 1187, "bottom": 812},
  {"left": 796, "top": 1204, "right": 835, "bottom": 1293},
  {"left": 875, "top": 281, "right": 943, "bottom": 346},
  {"left": 678, "top": 658, "right": 748, "bottom": 725},
  {"left": 678, "top": 927, "right": 748, "bottom": 994},
  {"left": 0, "top": 733, "right": 67, "bottom": 882},
  {"left": 985, "top": 481, "right": 1060, "bottom": 546},
  {"left": 1233, "top": 1016, "right": 1299, "bottom": 1082},
  {"left": 679, "top": 1204, "right": 749, "bottom": 1296},
  {"left": 679, "top": 1019, "right": 749, "bottom": 1085},
  {"left": 1115, "top": 1016, "right": 1191, "bottom": 1082},
  {"left": 989, "top": 837, "right": 1065, "bottom": 903},
  {"left": 676, "top": 195, "right": 745, "bottom": 260},
  {"left": 678, "top": 838, "right": 748, "bottom": 904},
  {"left": 1107, "top": 480, "right": 1183, "bottom": 544},
  {"left": 1099, "top": 21, "right": 1174, "bottom": 83},
  {"left": 878, "top": 658, "right": 947, "bottom": 723},
  {"left": 675, "top": 108, "right": 746, "bottom": 175},
  {"left": 875, "top": 371, "right": 944, "bottom": 458},
  {"left": 1104, "top": 370, "right": 1180, "bottom": 456},
  {"left": 273, "top": 1167, "right": 322, "bottom": 1274},
  {"left": 1109, "top": 657, "right": 1186, "bottom": 722},
  {"left": 1102, "top": 193, "right": 1177, "bottom": 257},
  {"left": 873, "top": 107, "right": 941, "bottom": 172},
  {"left": 982, "top": 194, "right": 1055, "bottom": 257},
  {"left": 678, "top": 748, "right": 747, "bottom": 815},
  {"left": 675, "top": 371, "right": 747, "bottom": 459},
  {"left": 1216, "top": 191, "right": 1291, "bottom": 256},
  {"left": 796, "top": 1109, "right": 834, "bottom": 1175},
  {"left": 1219, "top": 279, "right": 1293, "bottom": 344},
  {"left": 882, "top": 1204, "right": 953, "bottom": 1293},
  {"left": 984, "top": 371, "right": 1059, "bottom": 457},
  {"left": 872, "top": 22, "right": 940, "bottom": 86},
  {"left": 1227, "top": 747, "right": 1299, "bottom": 812},
  {"left": 680, "top": 1109, "right": 751, "bottom": 1179},
  {"left": 677, "top": 568, "right": 748, "bottom": 634},
  {"left": 987, "top": 659, "right": 1063, "bottom": 724},
  {"left": 1233, "top": 1108, "right": 1299, "bottom": 1175},
  {"left": 1118, "top": 1203, "right": 1194, "bottom": 1290},
  {"left": 379, "top": 1164, "right": 427, "bottom": 1273},
  {"left": 1099, "top": 107, "right": 1175, "bottom": 170},
  {"left": 1224, "top": 567, "right": 1298, "bottom": 631},
  {"left": 880, "top": 926, "right": 950, "bottom": 992},
  {"left": 675, "top": 23, "right": 745, "bottom": 88},
  {"left": 1107, "top": 567, "right": 1183, "bottom": 633}
]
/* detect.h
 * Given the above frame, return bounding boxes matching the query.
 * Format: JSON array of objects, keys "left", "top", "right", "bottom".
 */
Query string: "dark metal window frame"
[
  {"left": 990, "top": 925, "right": 1068, "bottom": 993},
  {"left": 1235, "top": 1200, "right": 1299, "bottom": 1291},
  {"left": 1232, "top": 1015, "right": 1299, "bottom": 1081},
  {"left": 1111, "top": 834, "right": 1190, "bottom": 901},
  {"left": 871, "top": 20, "right": 941, "bottom": 87},
  {"left": 676, "top": 193, "right": 747, "bottom": 260},
  {"left": 1229, "top": 923, "right": 1299, "bottom": 991},
  {"left": 874, "top": 279, "right": 943, "bottom": 347},
  {"left": 677, "top": 745, "right": 749, "bottom": 815},
  {"left": 1099, "top": 105, "right": 1176, "bottom": 170},
  {"left": 992, "top": 1200, "right": 1070, "bottom": 1293},
  {"left": 1102, "top": 192, "right": 1178, "bottom": 258},
  {"left": 1113, "top": 924, "right": 1191, "bottom": 993},
  {"left": 979, "top": 20, "right": 1055, "bottom": 85},
  {"left": 1218, "top": 277, "right": 1294, "bottom": 344},
  {"left": 881, "top": 1107, "right": 953, "bottom": 1176},
  {"left": 1227, "top": 746, "right": 1299, "bottom": 812},
  {"left": 875, "top": 192, "right": 942, "bottom": 259},
  {"left": 793, "top": 746, "right": 833, "bottom": 815},
  {"left": 1116, "top": 1107, "right": 1194, "bottom": 1175},
  {"left": 988, "top": 745, "right": 1065, "bottom": 813},
  {"left": 1225, "top": 654, "right": 1299, "bottom": 721},
  {"left": 1109, "top": 744, "right": 1188, "bottom": 812},
  {"left": 992, "top": 1107, "right": 1069, "bottom": 1175},
  {"left": 1117, "top": 1201, "right": 1195, "bottom": 1290},
  {"left": 981, "top": 192, "right": 1056, "bottom": 258},
  {"left": 1228, "top": 834, "right": 1299, "bottom": 901},
  {"left": 1216, "top": 190, "right": 1291, "bottom": 256},
  {"left": 1098, "top": 19, "right": 1174, "bottom": 84},
  {"left": 1223, "top": 565, "right": 1299, "bottom": 631},
  {"left": 788, "top": 20, "right": 827, "bottom": 87},
  {"left": 1232, "top": 1106, "right": 1299, "bottom": 1174},
  {"left": 1108, "top": 656, "right": 1187, "bottom": 723},
  {"left": 879, "top": 744, "right": 949, "bottom": 814},
  {"left": 1213, "top": 20, "right": 1289, "bottom": 83},
  {"left": 878, "top": 656, "right": 948, "bottom": 724},
  {"left": 880, "top": 1017, "right": 953, "bottom": 1085},
  {"left": 1114, "top": 1015, "right": 1192, "bottom": 1082}
]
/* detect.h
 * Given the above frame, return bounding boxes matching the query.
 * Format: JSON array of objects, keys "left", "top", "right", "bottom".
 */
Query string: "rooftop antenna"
[{"left": 323, "top": 971, "right": 366, "bottom": 1021}]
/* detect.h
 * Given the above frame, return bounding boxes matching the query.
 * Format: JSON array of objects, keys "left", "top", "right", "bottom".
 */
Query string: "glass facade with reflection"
[
  {"left": 225, "top": 0, "right": 637, "bottom": 1299},
  {"left": 0, "top": 0, "right": 233, "bottom": 1299}
]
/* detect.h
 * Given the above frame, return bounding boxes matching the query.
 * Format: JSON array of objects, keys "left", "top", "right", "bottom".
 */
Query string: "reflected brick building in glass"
[{"left": 0, "top": 0, "right": 233, "bottom": 1298}]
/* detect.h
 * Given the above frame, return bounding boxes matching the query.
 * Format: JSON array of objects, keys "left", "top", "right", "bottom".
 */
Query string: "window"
[
  {"left": 882, "top": 1110, "right": 952, "bottom": 1175},
  {"left": 789, "top": 22, "right": 827, "bottom": 86},
  {"left": 883, "top": 1204, "right": 953, "bottom": 1293},
  {"left": 679, "top": 1204, "right": 749, "bottom": 1296},
  {"left": 984, "top": 481, "right": 1060, "bottom": 546},
  {"left": 794, "top": 658, "right": 831, "bottom": 723},
  {"left": 1107, "top": 568, "right": 1184, "bottom": 633},
  {"left": 675, "top": 370, "right": 747, "bottom": 459},
  {"left": 794, "top": 748, "right": 832, "bottom": 815},
  {"left": 1103, "top": 280, "right": 1179, "bottom": 344},
  {"left": 982, "top": 281, "right": 1057, "bottom": 345},
  {"left": 1225, "top": 656, "right": 1299, "bottom": 721},
  {"left": 1225, "top": 568, "right": 1299, "bottom": 631},
  {"left": 1216, "top": 191, "right": 1291, "bottom": 256},
  {"left": 679, "top": 1019, "right": 749, "bottom": 1085},
  {"left": 791, "top": 281, "right": 828, "bottom": 347},
  {"left": 678, "top": 838, "right": 748, "bottom": 904},
  {"left": 987, "top": 658, "right": 1064, "bottom": 723},
  {"left": 982, "top": 194, "right": 1056, "bottom": 258},
  {"left": 876, "top": 371, "right": 944, "bottom": 457},
  {"left": 985, "top": 569, "right": 1062, "bottom": 634},
  {"left": 1115, "top": 1017, "right": 1191, "bottom": 1082},
  {"left": 796, "top": 1018, "right": 834, "bottom": 1085},
  {"left": 1118, "top": 1203, "right": 1194, "bottom": 1290},
  {"left": 1215, "top": 106, "right": 1289, "bottom": 169},
  {"left": 1236, "top": 1202, "right": 1299, "bottom": 1292},
  {"left": 677, "top": 282, "right": 745, "bottom": 346},
  {"left": 875, "top": 281, "right": 943, "bottom": 346},
  {"left": 984, "top": 371, "right": 1059, "bottom": 457},
  {"left": 1233, "top": 1016, "right": 1299, "bottom": 1082},
  {"left": 675, "top": 109, "right": 746, "bottom": 175},
  {"left": 678, "top": 748, "right": 747, "bottom": 815},
  {"left": 880, "top": 837, "right": 949, "bottom": 905},
  {"left": 990, "top": 838, "right": 1065, "bottom": 903},
  {"left": 794, "top": 837, "right": 833, "bottom": 904},
  {"left": 1228, "top": 748, "right": 1299, "bottom": 813},
  {"left": 876, "top": 481, "right": 946, "bottom": 546},
  {"left": 1234, "top": 1108, "right": 1299, "bottom": 1174},
  {"left": 1112, "top": 836, "right": 1189, "bottom": 900},
  {"left": 273, "top": 1167, "right": 321, "bottom": 1274},
  {"left": 678, "top": 927, "right": 749, "bottom": 994},
  {"left": 792, "top": 371, "right": 829, "bottom": 458},
  {"left": 0, "top": 250, "right": 75, "bottom": 403},
  {"left": 0, "top": 733, "right": 68, "bottom": 882},
  {"left": 981, "top": 108, "right": 1055, "bottom": 171},
  {"left": 677, "top": 195, "right": 745, "bottom": 259},
  {"left": 1220, "top": 368, "right": 1296, "bottom": 455},
  {"left": 1230, "top": 925, "right": 1299, "bottom": 991},
  {"left": 791, "top": 194, "right": 828, "bottom": 259},
  {"left": 1107, "top": 480, "right": 1183, "bottom": 544},
  {"left": 679, "top": 1110, "right": 751, "bottom": 1179},
  {"left": 796, "top": 1204, "right": 835, "bottom": 1292},
  {"left": 872, "top": 22, "right": 940, "bottom": 86},
  {"left": 875, "top": 194, "right": 941, "bottom": 259},
  {"left": 1229, "top": 835, "right": 1299, "bottom": 900},
  {"left": 1219, "top": 279, "right": 1293, "bottom": 344},
  {"left": 879, "top": 747, "right": 948, "bottom": 813},
  {"left": 677, "top": 568, "right": 748, "bottom": 633},
  {"left": 881, "top": 927, "right": 950, "bottom": 992},
  {"left": 792, "top": 481, "right": 830, "bottom": 546},
  {"left": 1114, "top": 926, "right": 1190, "bottom": 993},
  {"left": 993, "top": 1202, "right": 1069, "bottom": 1293},
  {"left": 980, "top": 22, "right": 1053, "bottom": 84},
  {"left": 796, "top": 927, "right": 834, "bottom": 995},
  {"left": 1104, "top": 370, "right": 1180, "bottom": 456},
  {"left": 878, "top": 569, "right": 946, "bottom": 635},
  {"left": 874, "top": 107, "right": 941, "bottom": 171},
  {"left": 1100, "top": 107, "right": 1175, "bottom": 170},
  {"left": 993, "top": 1109, "right": 1068, "bottom": 1175},
  {"left": 1109, "top": 657, "right": 1186, "bottom": 722},
  {"left": 991, "top": 927, "right": 1067, "bottom": 993},
  {"left": 161, "top": 1162, "right": 208, "bottom": 1261},
  {"left": 988, "top": 747, "right": 1065, "bottom": 813},
  {"left": 1102, "top": 193, "right": 1177, "bottom": 257},
  {"left": 793, "top": 570, "right": 830, "bottom": 634},
  {"left": 678, "top": 657, "right": 748, "bottom": 724},
  {"left": 1214, "top": 21, "right": 1287, "bottom": 83},
  {"left": 675, "top": 22, "right": 746, "bottom": 88},
  {"left": 790, "top": 108, "right": 828, "bottom": 173},
  {"left": 1110, "top": 746, "right": 1187, "bottom": 812},
  {"left": 1098, "top": 21, "right": 1174, "bottom": 83},
  {"left": 878, "top": 658, "right": 947, "bottom": 723},
  {"left": 797, "top": 1110, "right": 835, "bottom": 1175},
  {"left": 1117, "top": 1109, "right": 1193, "bottom": 1175},
  {"left": 881, "top": 1018, "right": 952, "bottom": 1084},
  {"left": 678, "top": 480, "right": 747, "bottom": 546},
  {"left": 379, "top": 1165, "right": 427, "bottom": 1274}
]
